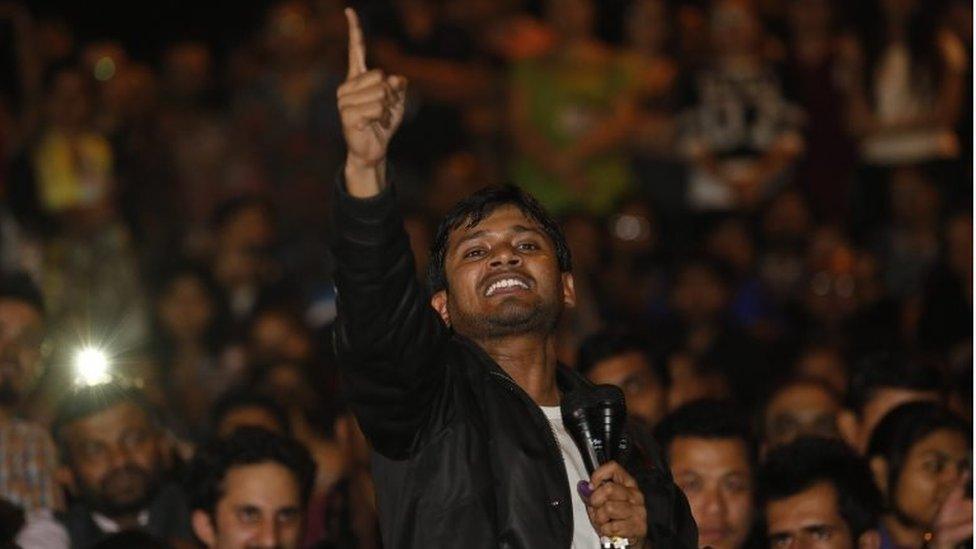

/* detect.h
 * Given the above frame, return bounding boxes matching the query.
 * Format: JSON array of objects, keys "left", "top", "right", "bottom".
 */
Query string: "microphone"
[
  {"left": 561, "top": 390, "right": 603, "bottom": 476},
  {"left": 561, "top": 385, "right": 630, "bottom": 549}
]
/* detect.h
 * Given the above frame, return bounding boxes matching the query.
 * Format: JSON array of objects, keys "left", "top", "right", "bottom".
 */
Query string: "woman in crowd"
[{"left": 867, "top": 401, "right": 972, "bottom": 548}]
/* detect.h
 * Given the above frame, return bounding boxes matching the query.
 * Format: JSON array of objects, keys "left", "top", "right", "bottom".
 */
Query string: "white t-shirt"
[{"left": 541, "top": 406, "right": 603, "bottom": 549}]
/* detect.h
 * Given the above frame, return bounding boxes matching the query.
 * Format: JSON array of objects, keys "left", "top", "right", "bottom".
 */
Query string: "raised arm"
[{"left": 332, "top": 9, "right": 449, "bottom": 459}]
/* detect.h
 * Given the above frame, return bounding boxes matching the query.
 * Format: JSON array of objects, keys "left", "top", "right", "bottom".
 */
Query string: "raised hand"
[{"left": 339, "top": 8, "right": 407, "bottom": 196}]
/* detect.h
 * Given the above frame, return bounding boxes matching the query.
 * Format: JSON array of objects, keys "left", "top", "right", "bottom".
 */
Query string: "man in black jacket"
[{"left": 332, "top": 9, "right": 697, "bottom": 548}]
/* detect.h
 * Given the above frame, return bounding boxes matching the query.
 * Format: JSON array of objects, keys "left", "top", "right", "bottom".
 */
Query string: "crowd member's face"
[
  {"left": 217, "top": 407, "right": 286, "bottom": 439},
  {"left": 46, "top": 69, "right": 92, "bottom": 129},
  {"left": 667, "top": 353, "right": 732, "bottom": 411},
  {"left": 193, "top": 462, "right": 304, "bottom": 549},
  {"left": 766, "top": 482, "right": 860, "bottom": 549},
  {"left": 158, "top": 274, "right": 214, "bottom": 343},
  {"left": 63, "top": 402, "right": 163, "bottom": 517},
  {"left": 858, "top": 388, "right": 939, "bottom": 453},
  {"left": 671, "top": 265, "right": 727, "bottom": 325},
  {"left": 874, "top": 429, "right": 970, "bottom": 529},
  {"left": 250, "top": 313, "right": 311, "bottom": 364},
  {"left": 432, "top": 205, "right": 575, "bottom": 340},
  {"left": 764, "top": 382, "right": 841, "bottom": 450},
  {"left": 670, "top": 437, "right": 754, "bottom": 549},
  {"left": 586, "top": 351, "right": 667, "bottom": 428},
  {"left": 0, "top": 299, "right": 44, "bottom": 407}
]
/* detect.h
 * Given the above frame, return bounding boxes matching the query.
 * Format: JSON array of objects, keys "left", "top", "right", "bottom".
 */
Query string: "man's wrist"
[{"left": 344, "top": 156, "right": 387, "bottom": 198}]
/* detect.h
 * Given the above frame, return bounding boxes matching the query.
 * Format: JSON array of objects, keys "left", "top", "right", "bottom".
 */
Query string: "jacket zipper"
[{"left": 488, "top": 370, "right": 573, "bottom": 516}]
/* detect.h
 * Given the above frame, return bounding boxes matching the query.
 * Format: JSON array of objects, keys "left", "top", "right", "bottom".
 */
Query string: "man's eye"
[
  {"left": 923, "top": 458, "right": 944, "bottom": 474},
  {"left": 676, "top": 477, "right": 701, "bottom": 493},
  {"left": 517, "top": 242, "right": 539, "bottom": 251},
  {"left": 277, "top": 508, "right": 301, "bottom": 524},
  {"left": 809, "top": 526, "right": 832, "bottom": 540},
  {"left": 237, "top": 508, "right": 261, "bottom": 524},
  {"left": 463, "top": 249, "right": 485, "bottom": 259},
  {"left": 770, "top": 534, "right": 792, "bottom": 548},
  {"left": 80, "top": 442, "right": 107, "bottom": 459}
]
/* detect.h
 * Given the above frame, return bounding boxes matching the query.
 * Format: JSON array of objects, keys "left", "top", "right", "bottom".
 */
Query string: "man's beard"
[
  {"left": 450, "top": 294, "right": 563, "bottom": 340},
  {"left": 79, "top": 465, "right": 161, "bottom": 518}
]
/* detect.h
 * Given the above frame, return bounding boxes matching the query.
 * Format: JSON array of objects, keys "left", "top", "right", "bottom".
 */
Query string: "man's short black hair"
[
  {"left": 0, "top": 272, "right": 44, "bottom": 316},
  {"left": 654, "top": 399, "right": 757, "bottom": 469},
  {"left": 847, "top": 352, "right": 942, "bottom": 416},
  {"left": 52, "top": 383, "right": 158, "bottom": 462},
  {"left": 576, "top": 330, "right": 670, "bottom": 388},
  {"left": 758, "top": 437, "right": 882, "bottom": 541},
  {"left": 210, "top": 389, "right": 291, "bottom": 437},
  {"left": 185, "top": 428, "right": 315, "bottom": 516},
  {"left": 866, "top": 401, "right": 970, "bottom": 509},
  {"left": 426, "top": 185, "right": 572, "bottom": 294}
]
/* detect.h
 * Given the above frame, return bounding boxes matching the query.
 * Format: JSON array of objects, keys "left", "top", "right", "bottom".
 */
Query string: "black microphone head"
[
  {"left": 592, "top": 385, "right": 628, "bottom": 462},
  {"left": 561, "top": 391, "right": 602, "bottom": 475}
]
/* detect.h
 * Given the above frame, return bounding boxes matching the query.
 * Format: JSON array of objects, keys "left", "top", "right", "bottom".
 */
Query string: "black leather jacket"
[{"left": 332, "top": 177, "right": 697, "bottom": 548}]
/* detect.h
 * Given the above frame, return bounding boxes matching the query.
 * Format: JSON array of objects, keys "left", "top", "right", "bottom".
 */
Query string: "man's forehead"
[
  {"left": 451, "top": 205, "right": 542, "bottom": 235},
  {"left": 70, "top": 402, "right": 151, "bottom": 436},
  {"left": 768, "top": 482, "right": 842, "bottom": 525}
]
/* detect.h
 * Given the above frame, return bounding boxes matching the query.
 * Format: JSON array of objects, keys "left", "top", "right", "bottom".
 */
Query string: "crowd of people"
[{"left": 0, "top": 0, "right": 971, "bottom": 547}]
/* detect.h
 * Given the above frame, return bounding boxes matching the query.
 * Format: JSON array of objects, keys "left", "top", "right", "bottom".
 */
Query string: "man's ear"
[
  {"left": 192, "top": 510, "right": 217, "bottom": 547},
  {"left": 869, "top": 456, "right": 889, "bottom": 496},
  {"left": 561, "top": 272, "right": 576, "bottom": 309},
  {"left": 56, "top": 465, "right": 77, "bottom": 496},
  {"left": 837, "top": 408, "right": 860, "bottom": 452},
  {"left": 430, "top": 290, "right": 450, "bottom": 326},
  {"left": 857, "top": 529, "right": 882, "bottom": 549},
  {"left": 334, "top": 413, "right": 352, "bottom": 452}
]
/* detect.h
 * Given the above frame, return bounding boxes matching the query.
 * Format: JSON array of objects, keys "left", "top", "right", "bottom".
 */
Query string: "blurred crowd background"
[{"left": 0, "top": 0, "right": 971, "bottom": 547}]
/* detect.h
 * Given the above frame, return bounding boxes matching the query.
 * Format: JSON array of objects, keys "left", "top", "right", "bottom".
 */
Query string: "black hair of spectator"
[
  {"left": 184, "top": 427, "right": 315, "bottom": 516},
  {"left": 210, "top": 389, "right": 292, "bottom": 437},
  {"left": 654, "top": 399, "right": 757, "bottom": 470},
  {"left": 576, "top": 330, "right": 670, "bottom": 388},
  {"left": 866, "top": 401, "right": 971, "bottom": 509},
  {"left": 847, "top": 352, "right": 942, "bottom": 416},
  {"left": 89, "top": 530, "right": 172, "bottom": 549},
  {"left": 0, "top": 271, "right": 45, "bottom": 316},
  {"left": 426, "top": 185, "right": 573, "bottom": 294},
  {"left": 758, "top": 437, "right": 883, "bottom": 541},
  {"left": 0, "top": 498, "right": 24, "bottom": 546},
  {"left": 758, "top": 375, "right": 844, "bottom": 438},
  {"left": 52, "top": 382, "right": 159, "bottom": 462}
]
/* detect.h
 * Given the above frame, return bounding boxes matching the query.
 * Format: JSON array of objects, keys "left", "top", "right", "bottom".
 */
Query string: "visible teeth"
[{"left": 486, "top": 278, "right": 529, "bottom": 296}]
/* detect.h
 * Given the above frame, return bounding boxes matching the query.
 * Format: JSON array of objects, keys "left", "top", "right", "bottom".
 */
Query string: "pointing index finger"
[{"left": 345, "top": 8, "right": 367, "bottom": 78}]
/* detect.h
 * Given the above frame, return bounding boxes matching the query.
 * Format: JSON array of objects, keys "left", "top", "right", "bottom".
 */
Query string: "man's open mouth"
[{"left": 484, "top": 275, "right": 532, "bottom": 297}]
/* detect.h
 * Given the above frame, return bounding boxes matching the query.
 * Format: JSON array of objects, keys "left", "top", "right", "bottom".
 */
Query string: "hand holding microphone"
[{"left": 563, "top": 387, "right": 647, "bottom": 548}]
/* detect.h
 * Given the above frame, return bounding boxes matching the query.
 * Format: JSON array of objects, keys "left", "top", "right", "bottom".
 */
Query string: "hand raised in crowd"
[
  {"left": 339, "top": 8, "right": 407, "bottom": 196},
  {"left": 930, "top": 472, "right": 973, "bottom": 549},
  {"left": 581, "top": 461, "right": 648, "bottom": 548}
]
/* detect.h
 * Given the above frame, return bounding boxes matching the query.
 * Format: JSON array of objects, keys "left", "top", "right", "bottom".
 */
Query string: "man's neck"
[{"left": 477, "top": 333, "right": 561, "bottom": 406}]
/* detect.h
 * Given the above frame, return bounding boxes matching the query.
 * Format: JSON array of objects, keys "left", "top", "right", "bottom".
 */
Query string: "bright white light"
[{"left": 74, "top": 347, "right": 111, "bottom": 387}]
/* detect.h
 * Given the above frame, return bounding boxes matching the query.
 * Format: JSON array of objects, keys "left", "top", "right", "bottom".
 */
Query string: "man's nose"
[
  {"left": 488, "top": 245, "right": 522, "bottom": 268},
  {"left": 254, "top": 518, "right": 281, "bottom": 548},
  {"left": 106, "top": 445, "right": 133, "bottom": 469},
  {"left": 700, "top": 486, "right": 727, "bottom": 517}
]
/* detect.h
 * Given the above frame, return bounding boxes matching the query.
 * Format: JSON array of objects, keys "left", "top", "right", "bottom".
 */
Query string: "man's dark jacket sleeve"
[{"left": 331, "top": 176, "right": 449, "bottom": 459}]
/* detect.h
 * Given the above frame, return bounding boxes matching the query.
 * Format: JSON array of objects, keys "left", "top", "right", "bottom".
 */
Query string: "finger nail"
[{"left": 577, "top": 480, "right": 593, "bottom": 498}]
